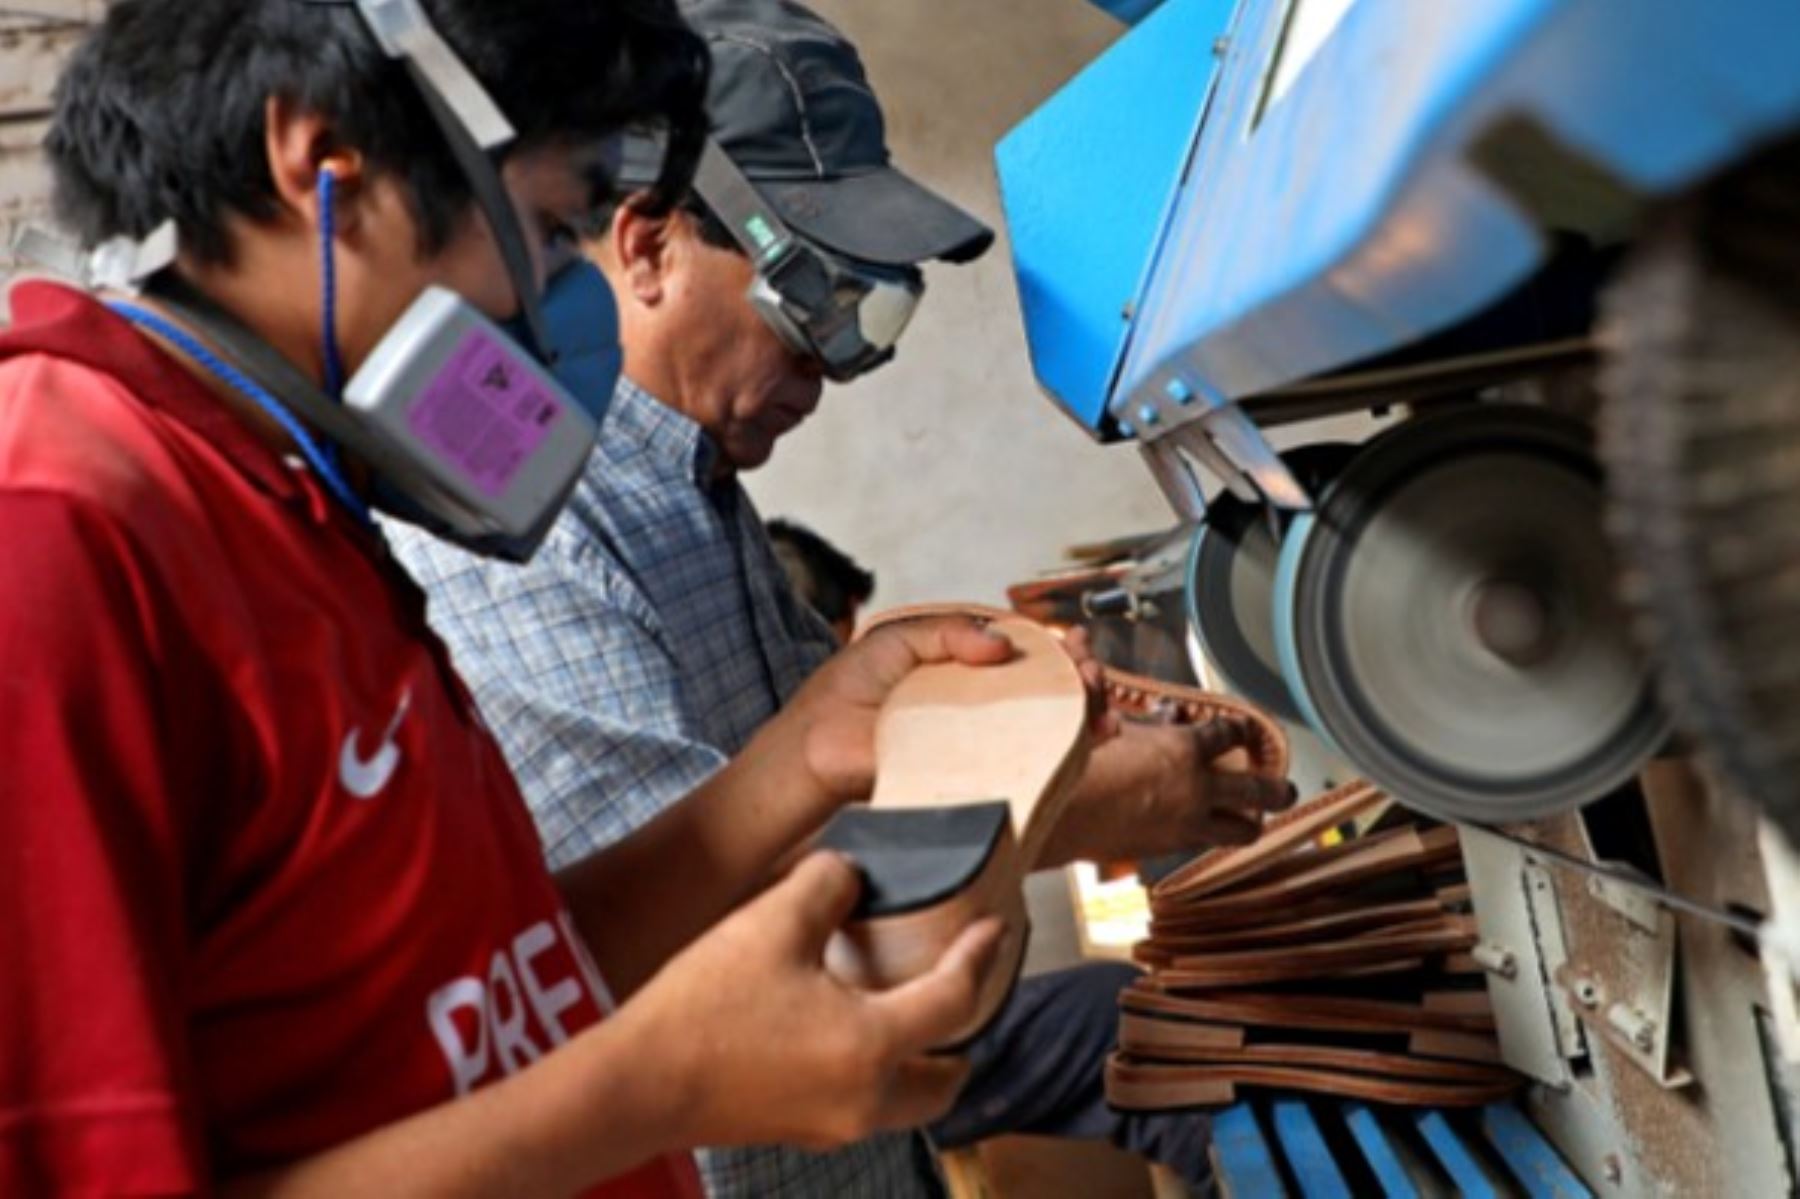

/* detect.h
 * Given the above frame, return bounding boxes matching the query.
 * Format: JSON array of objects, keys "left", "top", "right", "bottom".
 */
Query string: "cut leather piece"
[
  {"left": 1437, "top": 882, "right": 1474, "bottom": 906},
  {"left": 1105, "top": 1056, "right": 1521, "bottom": 1110},
  {"left": 1150, "top": 779, "right": 1383, "bottom": 904},
  {"left": 1116, "top": 1012, "right": 1247, "bottom": 1055},
  {"left": 1152, "top": 822, "right": 1429, "bottom": 919},
  {"left": 1154, "top": 919, "right": 1479, "bottom": 990},
  {"left": 1134, "top": 896, "right": 1450, "bottom": 961},
  {"left": 1120, "top": 985, "right": 1498, "bottom": 1036},
  {"left": 1122, "top": 776, "right": 1517, "bottom": 1108},
  {"left": 1423, "top": 990, "right": 1495, "bottom": 1016},
  {"left": 862, "top": 601, "right": 1289, "bottom": 781},
  {"left": 1116, "top": 1014, "right": 1514, "bottom": 1084},
  {"left": 1318, "top": 957, "right": 1431, "bottom": 982},
  {"left": 1147, "top": 890, "right": 1400, "bottom": 937},
  {"left": 1102, "top": 666, "right": 1290, "bottom": 779},
  {"left": 826, "top": 610, "right": 1091, "bottom": 1047},
  {"left": 1153, "top": 825, "right": 1463, "bottom": 923},
  {"left": 1408, "top": 1029, "right": 1508, "bottom": 1065},
  {"left": 867, "top": 615, "right": 1091, "bottom": 869}
]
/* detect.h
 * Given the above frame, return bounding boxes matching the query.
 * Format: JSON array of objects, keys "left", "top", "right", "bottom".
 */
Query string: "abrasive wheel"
[
  {"left": 1274, "top": 403, "right": 1668, "bottom": 823},
  {"left": 1599, "top": 132, "right": 1800, "bottom": 845},
  {"left": 1184, "top": 444, "right": 1359, "bottom": 723}
]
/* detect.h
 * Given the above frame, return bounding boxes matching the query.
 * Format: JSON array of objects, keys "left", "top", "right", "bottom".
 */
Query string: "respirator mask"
[
  {"left": 61, "top": 0, "right": 645, "bottom": 561},
  {"left": 693, "top": 141, "right": 923, "bottom": 382}
]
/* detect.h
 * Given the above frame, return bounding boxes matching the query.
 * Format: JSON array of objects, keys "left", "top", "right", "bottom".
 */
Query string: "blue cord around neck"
[
  {"left": 319, "top": 169, "right": 346, "bottom": 400},
  {"left": 107, "top": 299, "right": 373, "bottom": 527},
  {"left": 317, "top": 170, "right": 348, "bottom": 478}
]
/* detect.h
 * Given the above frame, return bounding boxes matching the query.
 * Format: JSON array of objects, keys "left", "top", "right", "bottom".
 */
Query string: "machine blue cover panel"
[
  {"left": 995, "top": 0, "right": 1235, "bottom": 435},
  {"left": 1110, "top": 0, "right": 1800, "bottom": 422}
]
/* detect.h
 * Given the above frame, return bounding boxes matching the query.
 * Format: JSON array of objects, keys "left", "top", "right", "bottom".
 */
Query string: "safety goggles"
[{"left": 694, "top": 140, "right": 924, "bottom": 382}]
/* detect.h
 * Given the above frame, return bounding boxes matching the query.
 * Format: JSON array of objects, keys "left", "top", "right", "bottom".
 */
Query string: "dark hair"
[
  {"left": 47, "top": 0, "right": 710, "bottom": 264},
  {"left": 767, "top": 518, "right": 875, "bottom": 626}
]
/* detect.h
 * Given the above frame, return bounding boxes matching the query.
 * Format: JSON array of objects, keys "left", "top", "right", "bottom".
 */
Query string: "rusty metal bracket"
[
  {"left": 1553, "top": 898, "right": 1693, "bottom": 1091},
  {"left": 1584, "top": 861, "right": 1663, "bottom": 935},
  {"left": 1459, "top": 826, "right": 1585, "bottom": 1087}
]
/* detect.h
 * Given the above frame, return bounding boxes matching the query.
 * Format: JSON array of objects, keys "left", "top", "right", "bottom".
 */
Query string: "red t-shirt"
[{"left": 0, "top": 281, "right": 700, "bottom": 1197}]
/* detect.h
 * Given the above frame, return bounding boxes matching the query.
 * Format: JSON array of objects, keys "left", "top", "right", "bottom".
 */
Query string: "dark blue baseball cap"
[{"left": 622, "top": 0, "right": 994, "bottom": 267}]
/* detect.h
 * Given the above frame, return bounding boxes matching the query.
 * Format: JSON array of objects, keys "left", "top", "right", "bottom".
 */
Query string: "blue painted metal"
[
  {"left": 1415, "top": 1111, "right": 1501, "bottom": 1199},
  {"left": 1343, "top": 1105, "right": 1421, "bottom": 1199},
  {"left": 1483, "top": 1103, "right": 1593, "bottom": 1198},
  {"left": 993, "top": 0, "right": 1237, "bottom": 435},
  {"left": 1273, "top": 1101, "right": 1352, "bottom": 1199},
  {"left": 1001, "top": 0, "right": 1800, "bottom": 444},
  {"left": 1084, "top": 0, "right": 1167, "bottom": 24},
  {"left": 1214, "top": 1103, "right": 1289, "bottom": 1198},
  {"left": 1113, "top": 0, "right": 1800, "bottom": 430}
]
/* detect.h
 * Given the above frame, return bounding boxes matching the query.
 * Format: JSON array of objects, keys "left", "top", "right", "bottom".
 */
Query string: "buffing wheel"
[{"left": 1273, "top": 403, "right": 1667, "bottom": 823}]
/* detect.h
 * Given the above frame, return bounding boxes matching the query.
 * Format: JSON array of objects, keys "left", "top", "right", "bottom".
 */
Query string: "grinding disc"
[
  {"left": 1185, "top": 444, "right": 1359, "bottom": 724},
  {"left": 1274, "top": 404, "right": 1668, "bottom": 823}
]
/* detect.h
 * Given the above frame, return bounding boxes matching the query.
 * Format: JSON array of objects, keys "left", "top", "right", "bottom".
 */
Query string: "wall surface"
[
  {"left": 0, "top": 4, "right": 103, "bottom": 309},
  {"left": 744, "top": 0, "right": 1181, "bottom": 609}
]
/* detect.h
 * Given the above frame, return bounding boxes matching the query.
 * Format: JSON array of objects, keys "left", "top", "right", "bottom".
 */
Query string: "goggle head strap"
[{"left": 345, "top": 0, "right": 555, "bottom": 361}]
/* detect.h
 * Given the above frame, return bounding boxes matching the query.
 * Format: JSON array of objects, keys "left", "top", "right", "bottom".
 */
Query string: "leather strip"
[
  {"left": 1120, "top": 985, "right": 1497, "bottom": 1036},
  {"left": 1137, "top": 896, "right": 1448, "bottom": 960},
  {"left": 1150, "top": 779, "right": 1382, "bottom": 903},
  {"left": 1408, "top": 1029, "right": 1508, "bottom": 1064},
  {"left": 1155, "top": 823, "right": 1428, "bottom": 917},
  {"left": 1154, "top": 919, "right": 1478, "bottom": 990},
  {"left": 1117, "top": 1014, "right": 1515, "bottom": 1084},
  {"left": 1121, "top": 774, "right": 1516, "bottom": 1108},
  {"left": 1105, "top": 1056, "right": 1521, "bottom": 1110},
  {"left": 1153, "top": 826, "right": 1462, "bottom": 923}
]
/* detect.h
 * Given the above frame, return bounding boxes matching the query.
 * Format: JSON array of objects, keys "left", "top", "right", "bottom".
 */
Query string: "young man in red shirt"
[{"left": 0, "top": 1, "right": 1023, "bottom": 1193}]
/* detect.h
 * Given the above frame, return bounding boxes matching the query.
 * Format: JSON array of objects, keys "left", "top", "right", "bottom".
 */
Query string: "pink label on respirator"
[{"left": 407, "top": 331, "right": 562, "bottom": 498}]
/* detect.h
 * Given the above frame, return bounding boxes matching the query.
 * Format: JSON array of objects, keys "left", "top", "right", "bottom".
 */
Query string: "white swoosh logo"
[{"left": 339, "top": 688, "right": 412, "bottom": 800}]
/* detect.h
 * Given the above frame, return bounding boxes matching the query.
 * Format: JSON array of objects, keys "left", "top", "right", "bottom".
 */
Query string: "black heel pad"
[{"left": 816, "top": 802, "right": 1011, "bottom": 920}]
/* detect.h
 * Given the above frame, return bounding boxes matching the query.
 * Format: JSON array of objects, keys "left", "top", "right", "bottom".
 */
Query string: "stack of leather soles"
[{"left": 1107, "top": 780, "right": 1523, "bottom": 1110}]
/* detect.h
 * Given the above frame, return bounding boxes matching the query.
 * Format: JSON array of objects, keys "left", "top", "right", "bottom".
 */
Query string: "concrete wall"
[
  {"left": 745, "top": 0, "right": 1182, "bottom": 610},
  {"left": 0, "top": 4, "right": 104, "bottom": 308}
]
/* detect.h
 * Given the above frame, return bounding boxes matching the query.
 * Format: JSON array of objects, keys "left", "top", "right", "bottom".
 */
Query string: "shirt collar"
[{"left": 599, "top": 375, "right": 721, "bottom": 487}]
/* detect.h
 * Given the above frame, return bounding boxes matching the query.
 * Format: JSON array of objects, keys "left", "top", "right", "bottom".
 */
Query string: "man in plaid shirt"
[{"left": 393, "top": 0, "right": 1292, "bottom": 1193}]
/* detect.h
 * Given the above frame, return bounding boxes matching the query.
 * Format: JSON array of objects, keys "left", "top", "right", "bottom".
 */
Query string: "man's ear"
[
  {"left": 263, "top": 95, "right": 368, "bottom": 233},
  {"left": 604, "top": 200, "right": 676, "bottom": 307}
]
